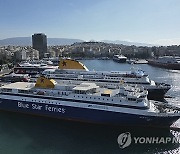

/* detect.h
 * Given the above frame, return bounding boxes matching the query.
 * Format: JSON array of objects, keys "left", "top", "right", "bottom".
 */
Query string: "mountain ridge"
[
  {"left": 0, "top": 37, "right": 84, "bottom": 46},
  {"left": 102, "top": 40, "right": 155, "bottom": 47},
  {"left": 0, "top": 37, "right": 155, "bottom": 46}
]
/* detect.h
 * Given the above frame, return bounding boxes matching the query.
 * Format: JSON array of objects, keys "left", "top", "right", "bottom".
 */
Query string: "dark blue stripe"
[{"left": 0, "top": 98, "right": 178, "bottom": 127}]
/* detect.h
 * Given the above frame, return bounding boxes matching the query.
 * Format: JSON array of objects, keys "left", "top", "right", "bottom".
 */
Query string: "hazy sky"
[{"left": 0, "top": 0, "right": 180, "bottom": 45}]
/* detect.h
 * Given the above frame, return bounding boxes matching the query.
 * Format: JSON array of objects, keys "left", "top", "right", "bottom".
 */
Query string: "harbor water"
[{"left": 0, "top": 60, "right": 179, "bottom": 154}]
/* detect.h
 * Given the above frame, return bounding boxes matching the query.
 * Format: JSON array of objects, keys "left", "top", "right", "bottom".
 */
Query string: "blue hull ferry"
[{"left": 0, "top": 77, "right": 179, "bottom": 128}]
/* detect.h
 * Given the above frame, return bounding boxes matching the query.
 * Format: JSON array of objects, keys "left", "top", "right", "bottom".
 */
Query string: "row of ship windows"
[
  {"left": 99, "top": 81, "right": 147, "bottom": 85},
  {"left": 103, "top": 83, "right": 118, "bottom": 86},
  {"left": 73, "top": 95, "right": 122, "bottom": 102},
  {"left": 21, "top": 97, "right": 122, "bottom": 103},
  {"left": 105, "top": 77, "right": 122, "bottom": 80},
  {"left": 21, "top": 99, "right": 59, "bottom": 104}
]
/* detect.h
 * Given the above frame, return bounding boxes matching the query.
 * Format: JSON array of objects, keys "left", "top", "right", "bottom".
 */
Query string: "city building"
[
  {"left": 32, "top": 33, "right": 47, "bottom": 59},
  {"left": 26, "top": 49, "right": 39, "bottom": 60},
  {"left": 14, "top": 50, "right": 27, "bottom": 61}
]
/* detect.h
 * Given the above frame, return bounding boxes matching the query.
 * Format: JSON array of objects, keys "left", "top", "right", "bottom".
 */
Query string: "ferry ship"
[
  {"left": 113, "top": 54, "right": 127, "bottom": 63},
  {"left": 148, "top": 56, "right": 180, "bottom": 70},
  {"left": 0, "top": 77, "right": 179, "bottom": 128},
  {"left": 14, "top": 61, "right": 58, "bottom": 75},
  {"left": 41, "top": 59, "right": 171, "bottom": 100},
  {"left": 0, "top": 73, "right": 30, "bottom": 82}
]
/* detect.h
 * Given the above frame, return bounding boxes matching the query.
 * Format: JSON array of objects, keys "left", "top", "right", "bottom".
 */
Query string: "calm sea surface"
[{"left": 0, "top": 60, "right": 179, "bottom": 154}]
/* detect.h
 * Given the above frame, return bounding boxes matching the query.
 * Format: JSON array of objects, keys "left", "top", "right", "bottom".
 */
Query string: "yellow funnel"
[
  {"left": 35, "top": 76, "right": 56, "bottom": 88},
  {"left": 59, "top": 59, "right": 88, "bottom": 70}
]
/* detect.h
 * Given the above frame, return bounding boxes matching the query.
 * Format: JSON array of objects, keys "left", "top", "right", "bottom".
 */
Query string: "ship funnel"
[
  {"left": 35, "top": 76, "right": 57, "bottom": 89},
  {"left": 59, "top": 59, "right": 89, "bottom": 71}
]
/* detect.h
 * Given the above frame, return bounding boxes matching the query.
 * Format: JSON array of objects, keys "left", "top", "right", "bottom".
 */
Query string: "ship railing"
[
  {"left": 153, "top": 101, "right": 180, "bottom": 114},
  {"left": 156, "top": 82, "right": 171, "bottom": 88}
]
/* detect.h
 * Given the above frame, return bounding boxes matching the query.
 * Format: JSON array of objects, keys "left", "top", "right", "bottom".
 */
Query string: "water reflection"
[{"left": 0, "top": 111, "right": 179, "bottom": 154}]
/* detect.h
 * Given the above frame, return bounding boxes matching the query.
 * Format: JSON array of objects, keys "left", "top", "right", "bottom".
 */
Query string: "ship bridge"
[{"left": 72, "top": 83, "right": 99, "bottom": 94}]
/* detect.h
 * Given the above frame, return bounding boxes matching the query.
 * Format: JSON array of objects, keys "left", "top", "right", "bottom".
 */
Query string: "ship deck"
[
  {"left": 0, "top": 82, "right": 120, "bottom": 97},
  {"left": 1, "top": 82, "right": 35, "bottom": 90}
]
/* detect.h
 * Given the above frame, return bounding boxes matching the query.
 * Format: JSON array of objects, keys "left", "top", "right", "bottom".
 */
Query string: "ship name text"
[{"left": 17, "top": 102, "right": 66, "bottom": 113}]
